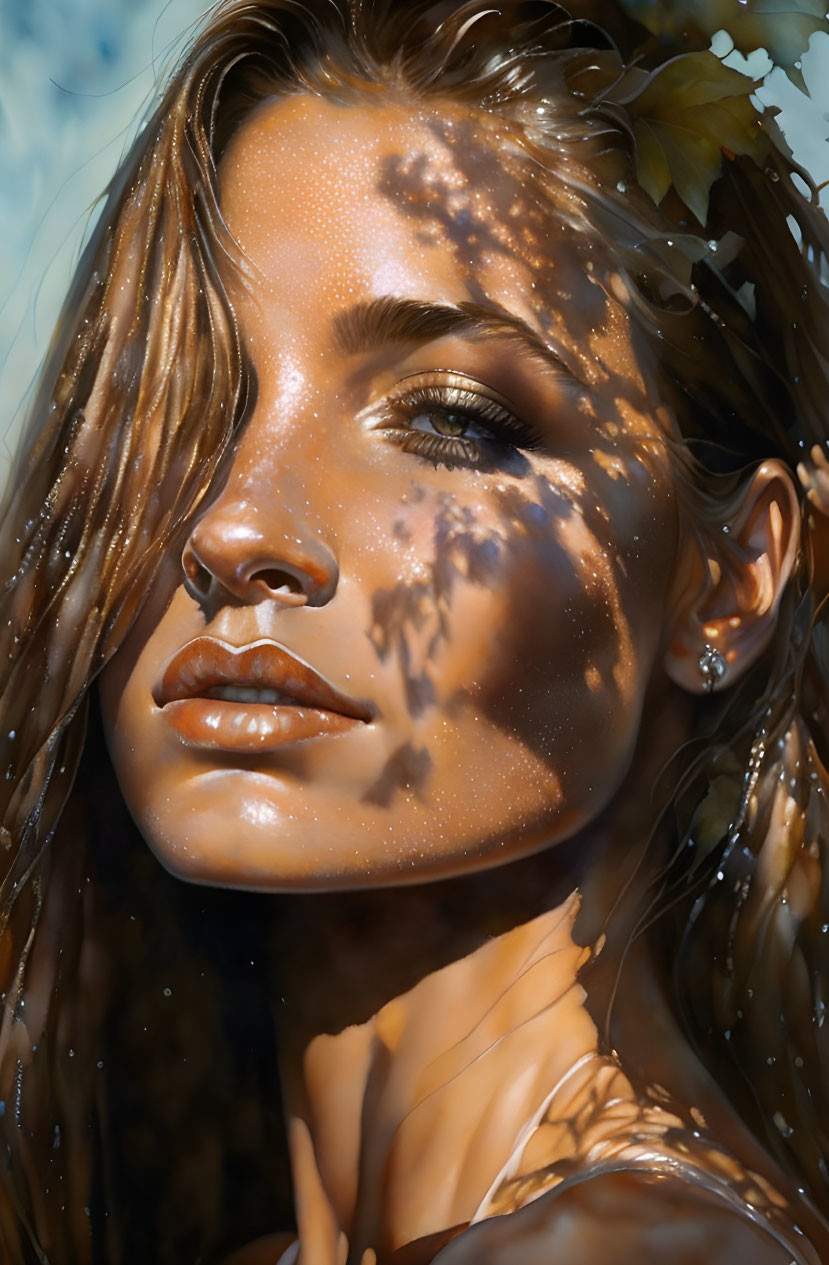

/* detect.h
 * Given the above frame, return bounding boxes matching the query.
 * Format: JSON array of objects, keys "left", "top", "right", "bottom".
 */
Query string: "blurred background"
[
  {"left": 0, "top": 0, "right": 207, "bottom": 475},
  {"left": 1, "top": 0, "right": 828, "bottom": 483}
]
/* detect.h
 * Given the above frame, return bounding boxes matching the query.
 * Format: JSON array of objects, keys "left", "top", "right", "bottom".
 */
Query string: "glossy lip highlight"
[{"left": 154, "top": 636, "right": 375, "bottom": 752}]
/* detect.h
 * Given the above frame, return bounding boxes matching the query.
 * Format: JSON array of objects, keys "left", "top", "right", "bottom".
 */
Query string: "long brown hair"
[{"left": 0, "top": 1, "right": 827, "bottom": 1259}]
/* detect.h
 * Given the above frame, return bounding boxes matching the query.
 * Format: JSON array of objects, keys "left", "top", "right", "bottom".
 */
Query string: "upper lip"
[{"left": 154, "top": 636, "right": 375, "bottom": 722}]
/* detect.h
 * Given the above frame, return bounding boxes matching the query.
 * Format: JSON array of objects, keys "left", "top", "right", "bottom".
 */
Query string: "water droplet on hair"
[{"left": 773, "top": 1111, "right": 793, "bottom": 1138}]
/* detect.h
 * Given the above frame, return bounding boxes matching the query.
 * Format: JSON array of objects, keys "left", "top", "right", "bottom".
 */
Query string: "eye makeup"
[{"left": 369, "top": 371, "right": 542, "bottom": 469}]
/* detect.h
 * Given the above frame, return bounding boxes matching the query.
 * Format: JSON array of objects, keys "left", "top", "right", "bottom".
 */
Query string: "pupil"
[{"left": 434, "top": 412, "right": 467, "bottom": 437}]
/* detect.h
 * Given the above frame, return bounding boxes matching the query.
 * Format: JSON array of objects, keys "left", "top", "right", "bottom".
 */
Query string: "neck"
[{"left": 271, "top": 696, "right": 691, "bottom": 1263}]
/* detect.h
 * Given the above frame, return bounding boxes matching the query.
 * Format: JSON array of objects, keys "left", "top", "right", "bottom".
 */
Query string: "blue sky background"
[{"left": 1, "top": 1, "right": 828, "bottom": 483}]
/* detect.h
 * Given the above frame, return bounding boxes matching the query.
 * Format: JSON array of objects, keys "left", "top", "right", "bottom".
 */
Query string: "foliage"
[
  {"left": 607, "top": 51, "right": 769, "bottom": 223},
  {"left": 619, "top": 0, "right": 827, "bottom": 89},
  {"left": 583, "top": 1, "right": 829, "bottom": 222}
]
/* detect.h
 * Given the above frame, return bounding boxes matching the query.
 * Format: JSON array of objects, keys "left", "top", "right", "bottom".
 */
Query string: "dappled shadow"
[
  {"left": 377, "top": 112, "right": 666, "bottom": 476},
  {"left": 362, "top": 742, "right": 433, "bottom": 808},
  {"left": 377, "top": 114, "right": 612, "bottom": 371},
  {"left": 368, "top": 491, "right": 507, "bottom": 718},
  {"left": 363, "top": 111, "right": 673, "bottom": 800}
]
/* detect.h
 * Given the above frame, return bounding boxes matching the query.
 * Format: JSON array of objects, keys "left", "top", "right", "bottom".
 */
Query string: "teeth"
[{"left": 205, "top": 685, "right": 292, "bottom": 705}]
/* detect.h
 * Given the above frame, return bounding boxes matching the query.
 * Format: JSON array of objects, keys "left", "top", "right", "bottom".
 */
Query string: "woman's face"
[{"left": 100, "top": 95, "right": 680, "bottom": 889}]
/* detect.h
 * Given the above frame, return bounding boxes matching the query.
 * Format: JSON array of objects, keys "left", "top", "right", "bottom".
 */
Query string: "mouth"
[{"left": 154, "top": 637, "right": 375, "bottom": 752}]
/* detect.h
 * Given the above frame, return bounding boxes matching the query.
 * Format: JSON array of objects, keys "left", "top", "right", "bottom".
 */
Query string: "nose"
[{"left": 181, "top": 496, "right": 339, "bottom": 608}]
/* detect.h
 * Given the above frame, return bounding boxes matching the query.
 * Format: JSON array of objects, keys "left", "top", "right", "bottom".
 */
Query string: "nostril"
[
  {"left": 254, "top": 567, "right": 306, "bottom": 598},
  {"left": 179, "top": 519, "right": 337, "bottom": 607}
]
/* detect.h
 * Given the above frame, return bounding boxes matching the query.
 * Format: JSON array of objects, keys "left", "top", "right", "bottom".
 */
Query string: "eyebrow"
[{"left": 332, "top": 295, "right": 582, "bottom": 384}]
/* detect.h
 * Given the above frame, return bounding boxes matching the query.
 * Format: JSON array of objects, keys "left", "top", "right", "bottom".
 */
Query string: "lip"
[{"left": 154, "top": 636, "right": 375, "bottom": 752}]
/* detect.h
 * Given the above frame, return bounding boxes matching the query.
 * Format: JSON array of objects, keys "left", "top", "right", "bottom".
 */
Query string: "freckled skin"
[{"left": 99, "top": 96, "right": 678, "bottom": 890}]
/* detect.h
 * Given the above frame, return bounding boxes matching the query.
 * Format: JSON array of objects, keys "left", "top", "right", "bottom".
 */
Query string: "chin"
[{"left": 131, "top": 773, "right": 612, "bottom": 895}]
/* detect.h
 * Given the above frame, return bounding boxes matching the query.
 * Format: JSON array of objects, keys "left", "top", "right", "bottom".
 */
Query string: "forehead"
[
  {"left": 218, "top": 93, "right": 654, "bottom": 412},
  {"left": 220, "top": 96, "right": 479, "bottom": 293},
  {"left": 220, "top": 96, "right": 534, "bottom": 315}
]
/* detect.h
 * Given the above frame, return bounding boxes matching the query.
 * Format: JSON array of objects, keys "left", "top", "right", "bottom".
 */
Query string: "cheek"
[
  {"left": 359, "top": 484, "right": 509, "bottom": 718},
  {"left": 454, "top": 470, "right": 673, "bottom": 783}
]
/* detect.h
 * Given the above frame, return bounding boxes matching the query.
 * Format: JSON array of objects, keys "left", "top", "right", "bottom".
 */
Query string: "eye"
[
  {"left": 410, "top": 408, "right": 484, "bottom": 439},
  {"left": 370, "top": 372, "right": 540, "bottom": 469}
]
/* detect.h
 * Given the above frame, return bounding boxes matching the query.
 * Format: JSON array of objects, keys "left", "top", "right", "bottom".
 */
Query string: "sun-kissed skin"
[{"left": 100, "top": 97, "right": 812, "bottom": 1263}]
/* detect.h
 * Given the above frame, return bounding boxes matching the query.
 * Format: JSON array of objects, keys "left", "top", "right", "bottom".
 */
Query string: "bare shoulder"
[{"left": 432, "top": 1168, "right": 816, "bottom": 1265}]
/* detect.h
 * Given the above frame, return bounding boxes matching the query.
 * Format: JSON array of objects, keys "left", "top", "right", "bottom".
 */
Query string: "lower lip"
[{"left": 161, "top": 699, "right": 364, "bottom": 752}]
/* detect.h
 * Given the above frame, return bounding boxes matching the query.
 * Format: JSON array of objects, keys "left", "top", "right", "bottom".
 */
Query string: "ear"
[{"left": 665, "top": 461, "right": 801, "bottom": 694}]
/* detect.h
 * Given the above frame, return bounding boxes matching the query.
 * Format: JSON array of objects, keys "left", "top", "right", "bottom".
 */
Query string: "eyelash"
[{"left": 374, "top": 378, "right": 540, "bottom": 469}]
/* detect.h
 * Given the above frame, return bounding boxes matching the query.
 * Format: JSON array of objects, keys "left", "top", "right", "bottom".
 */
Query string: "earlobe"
[{"left": 664, "top": 461, "right": 801, "bottom": 695}]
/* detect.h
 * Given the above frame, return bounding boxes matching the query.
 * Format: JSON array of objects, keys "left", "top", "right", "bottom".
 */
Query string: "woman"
[{"left": 1, "top": 0, "right": 828, "bottom": 1261}]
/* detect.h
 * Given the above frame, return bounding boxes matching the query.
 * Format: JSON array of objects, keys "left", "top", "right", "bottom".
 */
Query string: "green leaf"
[
  {"left": 609, "top": 51, "right": 769, "bottom": 222},
  {"left": 618, "top": 0, "right": 827, "bottom": 90}
]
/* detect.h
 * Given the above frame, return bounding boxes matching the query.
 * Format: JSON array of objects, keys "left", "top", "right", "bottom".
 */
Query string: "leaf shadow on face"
[
  {"left": 362, "top": 741, "right": 434, "bottom": 808},
  {"left": 376, "top": 114, "right": 668, "bottom": 464},
  {"left": 376, "top": 115, "right": 613, "bottom": 354},
  {"left": 367, "top": 493, "right": 506, "bottom": 724},
  {"left": 366, "top": 451, "right": 650, "bottom": 812},
  {"left": 365, "top": 118, "right": 673, "bottom": 799},
  {"left": 475, "top": 473, "right": 631, "bottom": 772},
  {"left": 364, "top": 472, "right": 606, "bottom": 807}
]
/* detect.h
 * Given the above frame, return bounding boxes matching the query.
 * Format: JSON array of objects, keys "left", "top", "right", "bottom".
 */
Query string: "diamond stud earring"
[{"left": 699, "top": 644, "right": 727, "bottom": 693}]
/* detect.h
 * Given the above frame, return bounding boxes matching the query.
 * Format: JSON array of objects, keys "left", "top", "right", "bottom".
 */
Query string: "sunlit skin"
[
  {"left": 100, "top": 98, "right": 809, "bottom": 1264},
  {"left": 100, "top": 97, "right": 680, "bottom": 890}
]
